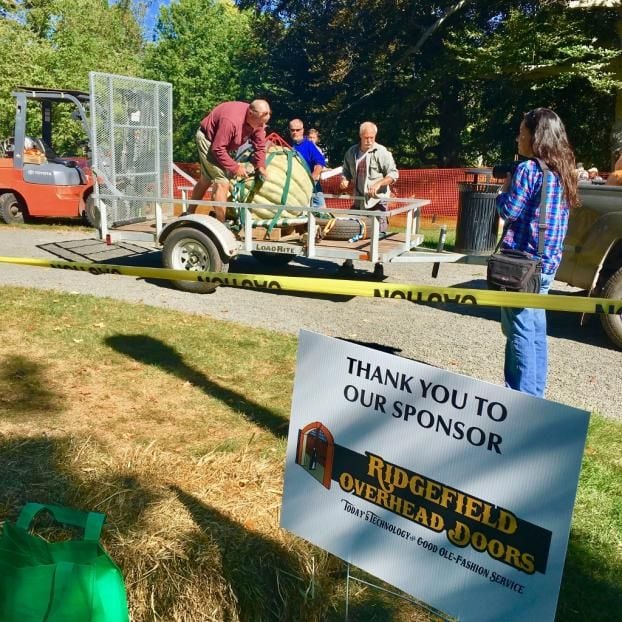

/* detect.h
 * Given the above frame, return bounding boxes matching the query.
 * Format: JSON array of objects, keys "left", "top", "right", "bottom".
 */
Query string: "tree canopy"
[
  {"left": 236, "top": 0, "right": 621, "bottom": 169},
  {"left": 141, "top": 0, "right": 273, "bottom": 161},
  {"left": 0, "top": 0, "right": 143, "bottom": 153},
  {"left": 0, "top": 0, "right": 619, "bottom": 169}
]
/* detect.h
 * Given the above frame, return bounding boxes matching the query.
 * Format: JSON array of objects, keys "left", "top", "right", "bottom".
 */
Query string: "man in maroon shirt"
[{"left": 190, "top": 99, "right": 271, "bottom": 221}]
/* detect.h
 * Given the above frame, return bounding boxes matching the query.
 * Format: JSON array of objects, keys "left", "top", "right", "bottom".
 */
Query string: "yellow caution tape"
[{"left": 0, "top": 256, "right": 620, "bottom": 315}]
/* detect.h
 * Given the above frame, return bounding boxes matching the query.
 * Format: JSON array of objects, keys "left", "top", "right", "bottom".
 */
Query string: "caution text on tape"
[{"left": 0, "top": 256, "right": 620, "bottom": 315}]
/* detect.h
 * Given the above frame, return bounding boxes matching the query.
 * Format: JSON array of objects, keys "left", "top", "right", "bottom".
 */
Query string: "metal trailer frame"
[
  {"left": 99, "top": 192, "right": 426, "bottom": 262},
  {"left": 93, "top": 191, "right": 488, "bottom": 269}
]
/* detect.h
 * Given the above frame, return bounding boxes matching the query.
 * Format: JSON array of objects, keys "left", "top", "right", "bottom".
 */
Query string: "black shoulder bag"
[{"left": 486, "top": 161, "right": 550, "bottom": 294}]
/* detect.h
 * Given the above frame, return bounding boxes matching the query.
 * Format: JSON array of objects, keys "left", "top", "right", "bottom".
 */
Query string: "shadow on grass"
[
  {"left": 0, "top": 436, "right": 618, "bottom": 621},
  {"left": 170, "top": 484, "right": 317, "bottom": 622},
  {"left": 0, "top": 436, "right": 323, "bottom": 621},
  {"left": 0, "top": 355, "right": 64, "bottom": 418},
  {"left": 0, "top": 434, "right": 168, "bottom": 618},
  {"left": 326, "top": 598, "right": 440, "bottom": 622},
  {"left": 0, "top": 437, "right": 73, "bottom": 516},
  {"left": 0, "top": 435, "right": 161, "bottom": 530},
  {"left": 324, "top": 568, "right": 446, "bottom": 622},
  {"left": 172, "top": 483, "right": 443, "bottom": 621},
  {"left": 557, "top": 536, "right": 622, "bottom": 622},
  {"left": 105, "top": 334, "right": 289, "bottom": 438}
]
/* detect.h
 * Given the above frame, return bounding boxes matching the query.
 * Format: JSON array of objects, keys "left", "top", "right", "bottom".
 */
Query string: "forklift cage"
[{"left": 10, "top": 87, "right": 91, "bottom": 169}]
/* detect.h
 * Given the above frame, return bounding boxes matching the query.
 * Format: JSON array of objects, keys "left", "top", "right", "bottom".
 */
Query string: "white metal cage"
[{"left": 89, "top": 72, "right": 173, "bottom": 228}]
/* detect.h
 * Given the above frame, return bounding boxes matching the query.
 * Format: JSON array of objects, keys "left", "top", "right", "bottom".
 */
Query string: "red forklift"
[{"left": 0, "top": 87, "right": 96, "bottom": 225}]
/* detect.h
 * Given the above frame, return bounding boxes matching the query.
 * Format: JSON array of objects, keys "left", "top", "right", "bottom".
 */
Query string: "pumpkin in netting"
[{"left": 228, "top": 144, "right": 314, "bottom": 219}]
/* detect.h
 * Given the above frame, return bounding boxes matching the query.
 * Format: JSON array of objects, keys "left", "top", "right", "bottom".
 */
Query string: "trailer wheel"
[
  {"left": 84, "top": 195, "right": 100, "bottom": 229},
  {"left": 0, "top": 192, "right": 25, "bottom": 224},
  {"left": 600, "top": 267, "right": 622, "bottom": 349},
  {"left": 251, "top": 251, "right": 294, "bottom": 267},
  {"left": 162, "top": 227, "right": 227, "bottom": 294}
]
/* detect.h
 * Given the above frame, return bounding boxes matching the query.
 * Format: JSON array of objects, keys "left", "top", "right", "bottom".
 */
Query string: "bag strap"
[
  {"left": 16, "top": 503, "right": 105, "bottom": 542},
  {"left": 494, "top": 158, "right": 551, "bottom": 257},
  {"left": 535, "top": 158, "right": 550, "bottom": 258}
]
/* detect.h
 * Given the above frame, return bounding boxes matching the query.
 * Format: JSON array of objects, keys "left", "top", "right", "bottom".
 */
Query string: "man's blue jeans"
[
  {"left": 311, "top": 191, "right": 326, "bottom": 209},
  {"left": 500, "top": 272, "right": 555, "bottom": 398}
]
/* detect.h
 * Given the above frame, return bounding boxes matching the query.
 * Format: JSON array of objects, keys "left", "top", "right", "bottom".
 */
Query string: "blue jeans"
[
  {"left": 500, "top": 272, "right": 555, "bottom": 398},
  {"left": 311, "top": 191, "right": 326, "bottom": 209}
]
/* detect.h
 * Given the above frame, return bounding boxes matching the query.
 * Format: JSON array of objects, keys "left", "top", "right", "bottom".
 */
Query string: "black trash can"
[{"left": 454, "top": 182, "right": 501, "bottom": 255}]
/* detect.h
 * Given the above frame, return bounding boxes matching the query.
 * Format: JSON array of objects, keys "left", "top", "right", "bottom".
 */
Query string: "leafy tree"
[
  {"left": 235, "top": 1, "right": 507, "bottom": 165},
  {"left": 239, "top": 0, "right": 620, "bottom": 170},
  {"left": 447, "top": 2, "right": 621, "bottom": 169},
  {"left": 142, "top": 0, "right": 274, "bottom": 161},
  {"left": 0, "top": 0, "right": 143, "bottom": 153},
  {"left": 0, "top": 16, "right": 56, "bottom": 133}
]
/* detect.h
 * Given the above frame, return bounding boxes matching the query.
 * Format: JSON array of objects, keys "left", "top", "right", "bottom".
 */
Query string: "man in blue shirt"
[{"left": 288, "top": 118, "right": 326, "bottom": 208}]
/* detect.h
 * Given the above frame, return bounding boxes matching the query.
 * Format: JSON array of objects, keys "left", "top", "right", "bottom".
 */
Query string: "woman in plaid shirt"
[{"left": 496, "top": 108, "right": 578, "bottom": 397}]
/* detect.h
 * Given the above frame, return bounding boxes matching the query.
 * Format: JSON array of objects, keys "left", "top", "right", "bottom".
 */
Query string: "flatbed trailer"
[{"left": 96, "top": 191, "right": 479, "bottom": 293}]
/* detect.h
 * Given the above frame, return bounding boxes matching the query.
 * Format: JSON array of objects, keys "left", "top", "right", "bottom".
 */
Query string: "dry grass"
[{"left": 0, "top": 286, "right": 441, "bottom": 622}]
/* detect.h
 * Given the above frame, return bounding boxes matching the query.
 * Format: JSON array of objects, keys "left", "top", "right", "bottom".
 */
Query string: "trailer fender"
[{"left": 159, "top": 214, "right": 239, "bottom": 262}]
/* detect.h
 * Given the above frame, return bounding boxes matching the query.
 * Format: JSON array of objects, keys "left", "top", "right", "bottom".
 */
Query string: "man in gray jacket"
[
  {"left": 338, "top": 122, "right": 398, "bottom": 275},
  {"left": 339, "top": 122, "right": 398, "bottom": 220}
]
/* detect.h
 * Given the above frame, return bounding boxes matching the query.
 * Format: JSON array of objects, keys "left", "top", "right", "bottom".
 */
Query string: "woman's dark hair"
[{"left": 523, "top": 108, "right": 578, "bottom": 208}]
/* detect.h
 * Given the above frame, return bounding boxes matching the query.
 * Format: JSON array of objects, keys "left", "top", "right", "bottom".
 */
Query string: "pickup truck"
[{"left": 556, "top": 182, "right": 622, "bottom": 349}]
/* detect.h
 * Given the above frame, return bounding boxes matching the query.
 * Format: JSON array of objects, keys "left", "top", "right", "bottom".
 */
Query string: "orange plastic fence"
[
  {"left": 172, "top": 164, "right": 481, "bottom": 225},
  {"left": 321, "top": 168, "right": 474, "bottom": 225}
]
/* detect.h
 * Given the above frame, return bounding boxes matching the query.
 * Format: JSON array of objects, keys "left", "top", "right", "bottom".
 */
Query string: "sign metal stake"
[{"left": 344, "top": 562, "right": 458, "bottom": 621}]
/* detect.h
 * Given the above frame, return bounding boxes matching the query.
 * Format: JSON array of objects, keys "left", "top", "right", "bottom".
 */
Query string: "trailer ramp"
[{"left": 89, "top": 72, "right": 173, "bottom": 236}]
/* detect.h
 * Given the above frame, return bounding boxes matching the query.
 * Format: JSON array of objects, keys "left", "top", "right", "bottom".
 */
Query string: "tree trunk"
[
  {"left": 611, "top": 13, "right": 622, "bottom": 167},
  {"left": 438, "top": 81, "right": 466, "bottom": 166}
]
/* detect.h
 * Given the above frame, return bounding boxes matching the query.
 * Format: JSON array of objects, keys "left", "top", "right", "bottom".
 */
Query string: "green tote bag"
[{"left": 0, "top": 502, "right": 129, "bottom": 622}]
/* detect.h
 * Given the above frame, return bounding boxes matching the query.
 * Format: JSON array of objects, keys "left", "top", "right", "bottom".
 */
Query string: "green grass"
[
  {"left": 388, "top": 221, "right": 457, "bottom": 251},
  {"left": 557, "top": 417, "right": 622, "bottom": 620},
  {"left": 418, "top": 223, "right": 457, "bottom": 251},
  {"left": 0, "top": 218, "right": 92, "bottom": 231},
  {"left": 0, "top": 285, "right": 619, "bottom": 621}
]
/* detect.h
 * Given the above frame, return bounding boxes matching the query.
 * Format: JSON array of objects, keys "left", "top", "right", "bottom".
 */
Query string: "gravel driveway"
[{"left": 0, "top": 226, "right": 620, "bottom": 421}]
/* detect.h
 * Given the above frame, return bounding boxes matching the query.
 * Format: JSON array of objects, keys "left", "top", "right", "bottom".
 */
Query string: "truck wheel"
[
  {"left": 600, "top": 268, "right": 622, "bottom": 349},
  {"left": 0, "top": 193, "right": 25, "bottom": 224},
  {"left": 251, "top": 251, "right": 294, "bottom": 267},
  {"left": 84, "top": 195, "right": 100, "bottom": 229},
  {"left": 162, "top": 227, "right": 227, "bottom": 294}
]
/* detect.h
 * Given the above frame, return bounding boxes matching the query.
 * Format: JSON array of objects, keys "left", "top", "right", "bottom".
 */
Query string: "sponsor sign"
[{"left": 281, "top": 331, "right": 590, "bottom": 622}]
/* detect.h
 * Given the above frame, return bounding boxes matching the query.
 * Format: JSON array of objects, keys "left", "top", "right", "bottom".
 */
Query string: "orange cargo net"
[
  {"left": 266, "top": 131, "right": 291, "bottom": 148},
  {"left": 321, "top": 168, "right": 474, "bottom": 225}
]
